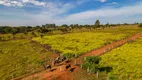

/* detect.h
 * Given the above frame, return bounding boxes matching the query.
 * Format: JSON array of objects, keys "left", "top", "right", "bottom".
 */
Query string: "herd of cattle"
[{"left": 45, "top": 56, "right": 75, "bottom": 72}]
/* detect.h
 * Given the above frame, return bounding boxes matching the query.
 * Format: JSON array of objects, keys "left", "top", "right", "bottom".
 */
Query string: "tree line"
[{"left": 0, "top": 20, "right": 141, "bottom": 41}]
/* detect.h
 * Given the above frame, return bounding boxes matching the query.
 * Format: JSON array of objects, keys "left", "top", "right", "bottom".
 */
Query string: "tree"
[
  {"left": 62, "top": 24, "right": 68, "bottom": 27},
  {"left": 95, "top": 19, "right": 100, "bottom": 28},
  {"left": 106, "top": 23, "right": 110, "bottom": 27}
]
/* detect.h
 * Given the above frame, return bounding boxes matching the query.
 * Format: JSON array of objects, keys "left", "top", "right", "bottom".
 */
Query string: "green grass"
[
  {"left": 33, "top": 25, "right": 142, "bottom": 57},
  {"left": 100, "top": 37, "right": 142, "bottom": 80},
  {"left": 33, "top": 32, "right": 130, "bottom": 56},
  {"left": 0, "top": 40, "right": 54, "bottom": 80}
]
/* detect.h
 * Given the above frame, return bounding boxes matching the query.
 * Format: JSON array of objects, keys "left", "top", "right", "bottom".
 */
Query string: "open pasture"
[
  {"left": 0, "top": 40, "right": 55, "bottom": 80},
  {"left": 33, "top": 32, "right": 130, "bottom": 57},
  {"left": 33, "top": 26, "right": 142, "bottom": 57},
  {"left": 100, "top": 37, "right": 142, "bottom": 80}
]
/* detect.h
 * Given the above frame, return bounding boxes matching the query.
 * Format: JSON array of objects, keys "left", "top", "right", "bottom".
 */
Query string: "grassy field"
[
  {"left": 0, "top": 40, "right": 55, "bottom": 80},
  {"left": 0, "top": 25, "right": 142, "bottom": 80},
  {"left": 33, "top": 25, "right": 142, "bottom": 57},
  {"left": 33, "top": 32, "right": 130, "bottom": 57},
  {"left": 100, "top": 37, "right": 142, "bottom": 80}
]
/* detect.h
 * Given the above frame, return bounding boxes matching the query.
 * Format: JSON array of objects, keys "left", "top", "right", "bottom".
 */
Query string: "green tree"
[
  {"left": 95, "top": 19, "right": 100, "bottom": 28},
  {"left": 106, "top": 22, "right": 110, "bottom": 27}
]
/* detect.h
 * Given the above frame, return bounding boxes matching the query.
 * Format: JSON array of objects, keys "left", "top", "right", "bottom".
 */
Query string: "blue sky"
[{"left": 0, "top": 0, "right": 142, "bottom": 26}]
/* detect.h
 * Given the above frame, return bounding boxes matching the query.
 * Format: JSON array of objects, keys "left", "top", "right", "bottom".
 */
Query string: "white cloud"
[
  {"left": 105, "top": 2, "right": 118, "bottom": 5},
  {"left": 111, "top": 2, "right": 118, "bottom": 4},
  {"left": 0, "top": 1, "right": 4, "bottom": 5},
  {"left": 32, "top": 2, "right": 142, "bottom": 25},
  {"left": 99, "top": 0, "right": 107, "bottom": 2},
  {"left": 22, "top": 0, "right": 30, "bottom": 3},
  {"left": 0, "top": 0, "right": 23, "bottom": 7},
  {"left": 11, "top": 1, "right": 23, "bottom": 7},
  {"left": 52, "top": 3, "right": 142, "bottom": 24},
  {"left": 76, "top": 0, "right": 90, "bottom": 5},
  {"left": 22, "top": 0, "right": 46, "bottom": 6},
  {"left": 0, "top": 0, "right": 48, "bottom": 7}
]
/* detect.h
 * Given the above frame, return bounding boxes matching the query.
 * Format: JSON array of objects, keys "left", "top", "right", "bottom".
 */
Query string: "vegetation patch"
[
  {"left": 0, "top": 40, "right": 54, "bottom": 80},
  {"left": 81, "top": 56, "right": 117, "bottom": 80},
  {"left": 100, "top": 37, "right": 142, "bottom": 80},
  {"left": 33, "top": 32, "right": 130, "bottom": 57}
]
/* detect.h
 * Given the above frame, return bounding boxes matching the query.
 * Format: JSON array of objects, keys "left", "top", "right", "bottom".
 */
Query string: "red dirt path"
[{"left": 16, "top": 33, "right": 142, "bottom": 80}]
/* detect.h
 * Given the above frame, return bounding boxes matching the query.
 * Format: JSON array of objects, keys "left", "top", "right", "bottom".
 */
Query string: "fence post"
[
  {"left": 12, "top": 74, "right": 14, "bottom": 79},
  {"left": 96, "top": 71, "right": 99, "bottom": 78},
  {"left": 87, "top": 67, "right": 90, "bottom": 73},
  {"left": 60, "top": 66, "right": 62, "bottom": 72},
  {"left": 109, "top": 47, "right": 111, "bottom": 50},
  {"left": 104, "top": 49, "right": 106, "bottom": 53},
  {"left": 74, "top": 60, "right": 77, "bottom": 65},
  {"left": 107, "top": 74, "right": 109, "bottom": 80}
]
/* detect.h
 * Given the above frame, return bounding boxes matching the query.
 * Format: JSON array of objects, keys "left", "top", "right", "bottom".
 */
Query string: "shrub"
[
  {"left": 62, "top": 53, "right": 75, "bottom": 59},
  {"left": 33, "top": 31, "right": 40, "bottom": 37},
  {"left": 82, "top": 56, "right": 113, "bottom": 74},
  {"left": 26, "top": 32, "right": 35, "bottom": 38},
  {"left": 81, "top": 56, "right": 101, "bottom": 73},
  {"left": 14, "top": 33, "right": 26, "bottom": 39},
  {"left": 81, "top": 63, "right": 100, "bottom": 73},
  {"left": 108, "top": 72, "right": 118, "bottom": 80},
  {"left": 84, "top": 56, "right": 101, "bottom": 64},
  {"left": 0, "top": 34, "right": 13, "bottom": 41}
]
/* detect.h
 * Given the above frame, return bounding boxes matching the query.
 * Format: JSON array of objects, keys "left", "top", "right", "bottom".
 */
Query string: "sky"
[{"left": 0, "top": 0, "right": 142, "bottom": 26}]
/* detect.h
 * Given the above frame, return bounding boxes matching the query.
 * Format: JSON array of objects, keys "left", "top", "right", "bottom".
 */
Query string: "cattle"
[
  {"left": 52, "top": 56, "right": 67, "bottom": 66},
  {"left": 65, "top": 60, "right": 70, "bottom": 63},
  {"left": 52, "top": 60, "right": 56, "bottom": 66},
  {"left": 46, "top": 65, "right": 51, "bottom": 69},
  {"left": 66, "top": 64, "right": 71, "bottom": 69},
  {"left": 54, "top": 57, "right": 61, "bottom": 64},
  {"left": 55, "top": 57, "right": 60, "bottom": 61},
  {"left": 54, "top": 56, "right": 67, "bottom": 64},
  {"left": 60, "top": 56, "right": 66, "bottom": 62}
]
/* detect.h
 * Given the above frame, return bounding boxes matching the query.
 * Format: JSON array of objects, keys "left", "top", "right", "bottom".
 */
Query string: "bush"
[
  {"left": 84, "top": 56, "right": 101, "bottom": 64},
  {"left": 0, "top": 34, "right": 13, "bottom": 41},
  {"left": 26, "top": 32, "right": 34, "bottom": 38},
  {"left": 33, "top": 31, "right": 40, "bottom": 37},
  {"left": 81, "top": 56, "right": 101, "bottom": 73},
  {"left": 81, "top": 63, "right": 91, "bottom": 69},
  {"left": 108, "top": 72, "right": 118, "bottom": 80},
  {"left": 81, "top": 63, "right": 100, "bottom": 73},
  {"left": 14, "top": 33, "right": 26, "bottom": 39},
  {"left": 81, "top": 56, "right": 113, "bottom": 74},
  {"left": 62, "top": 53, "right": 75, "bottom": 59}
]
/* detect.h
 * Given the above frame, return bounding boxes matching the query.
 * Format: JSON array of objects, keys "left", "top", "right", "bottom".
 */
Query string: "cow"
[
  {"left": 66, "top": 64, "right": 71, "bottom": 69},
  {"left": 65, "top": 60, "right": 70, "bottom": 63},
  {"left": 52, "top": 59, "right": 57, "bottom": 66},
  {"left": 46, "top": 65, "right": 51, "bottom": 69},
  {"left": 55, "top": 57, "right": 61, "bottom": 63},
  {"left": 55, "top": 57, "right": 60, "bottom": 61},
  {"left": 60, "top": 56, "right": 66, "bottom": 62}
]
